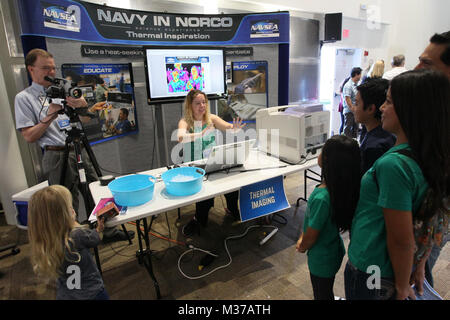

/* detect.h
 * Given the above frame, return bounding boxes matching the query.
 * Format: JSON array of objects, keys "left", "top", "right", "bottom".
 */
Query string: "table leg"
[{"left": 296, "top": 169, "right": 322, "bottom": 207}]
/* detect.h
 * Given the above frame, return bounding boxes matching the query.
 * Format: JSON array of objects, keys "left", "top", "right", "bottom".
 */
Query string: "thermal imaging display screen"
[{"left": 144, "top": 47, "right": 226, "bottom": 104}]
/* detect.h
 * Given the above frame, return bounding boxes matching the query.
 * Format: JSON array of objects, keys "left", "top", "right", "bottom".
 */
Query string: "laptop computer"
[{"left": 191, "top": 139, "right": 255, "bottom": 174}]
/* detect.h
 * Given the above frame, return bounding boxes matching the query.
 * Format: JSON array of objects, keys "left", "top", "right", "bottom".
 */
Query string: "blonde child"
[{"left": 28, "top": 185, "right": 108, "bottom": 300}]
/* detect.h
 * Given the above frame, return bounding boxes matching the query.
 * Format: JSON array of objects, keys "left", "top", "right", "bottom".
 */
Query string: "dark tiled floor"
[{"left": 0, "top": 171, "right": 449, "bottom": 300}]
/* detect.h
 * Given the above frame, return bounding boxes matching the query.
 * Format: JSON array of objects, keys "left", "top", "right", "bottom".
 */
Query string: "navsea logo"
[
  {"left": 250, "top": 20, "right": 280, "bottom": 38},
  {"left": 41, "top": 1, "right": 81, "bottom": 33}
]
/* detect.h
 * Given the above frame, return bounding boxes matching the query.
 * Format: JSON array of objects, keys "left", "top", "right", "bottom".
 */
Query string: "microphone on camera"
[{"left": 45, "top": 76, "right": 67, "bottom": 84}]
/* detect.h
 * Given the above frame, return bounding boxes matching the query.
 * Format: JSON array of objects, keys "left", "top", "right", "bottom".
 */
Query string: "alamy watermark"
[
  {"left": 366, "top": 265, "right": 381, "bottom": 290},
  {"left": 170, "top": 125, "right": 281, "bottom": 165},
  {"left": 66, "top": 265, "right": 81, "bottom": 290}
]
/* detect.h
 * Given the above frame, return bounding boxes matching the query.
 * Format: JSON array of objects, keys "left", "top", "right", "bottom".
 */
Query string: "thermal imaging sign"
[{"left": 165, "top": 57, "right": 206, "bottom": 93}]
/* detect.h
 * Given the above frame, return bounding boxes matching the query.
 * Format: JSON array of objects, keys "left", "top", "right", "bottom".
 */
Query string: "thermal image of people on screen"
[{"left": 166, "top": 63, "right": 204, "bottom": 93}]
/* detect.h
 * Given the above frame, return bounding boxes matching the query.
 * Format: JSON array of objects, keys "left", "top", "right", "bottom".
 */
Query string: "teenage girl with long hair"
[
  {"left": 345, "top": 69, "right": 449, "bottom": 300},
  {"left": 296, "top": 135, "right": 361, "bottom": 300}
]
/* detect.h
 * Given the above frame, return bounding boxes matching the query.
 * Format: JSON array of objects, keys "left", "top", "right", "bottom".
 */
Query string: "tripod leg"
[
  {"left": 81, "top": 134, "right": 102, "bottom": 178},
  {"left": 59, "top": 147, "right": 70, "bottom": 185}
]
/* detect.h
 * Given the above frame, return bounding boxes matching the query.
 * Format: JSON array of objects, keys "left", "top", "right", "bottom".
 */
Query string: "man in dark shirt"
[
  {"left": 111, "top": 108, "right": 132, "bottom": 134},
  {"left": 414, "top": 30, "right": 450, "bottom": 288},
  {"left": 353, "top": 78, "right": 396, "bottom": 174}
]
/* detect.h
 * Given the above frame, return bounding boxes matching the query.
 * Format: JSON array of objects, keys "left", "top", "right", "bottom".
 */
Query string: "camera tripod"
[{"left": 58, "top": 106, "right": 132, "bottom": 273}]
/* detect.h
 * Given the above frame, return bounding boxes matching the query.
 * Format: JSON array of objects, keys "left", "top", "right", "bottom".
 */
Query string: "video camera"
[
  {"left": 44, "top": 76, "right": 94, "bottom": 120},
  {"left": 44, "top": 76, "right": 82, "bottom": 102}
]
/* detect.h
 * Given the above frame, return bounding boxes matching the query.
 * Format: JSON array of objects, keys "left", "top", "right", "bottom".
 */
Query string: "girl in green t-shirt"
[
  {"left": 296, "top": 135, "right": 361, "bottom": 300},
  {"left": 345, "top": 69, "right": 449, "bottom": 300}
]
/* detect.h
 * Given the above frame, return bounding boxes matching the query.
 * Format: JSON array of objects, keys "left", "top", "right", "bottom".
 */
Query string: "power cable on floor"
[{"left": 178, "top": 224, "right": 278, "bottom": 280}]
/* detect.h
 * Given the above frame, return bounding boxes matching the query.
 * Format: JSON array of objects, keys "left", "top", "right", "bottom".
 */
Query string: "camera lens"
[{"left": 69, "top": 88, "right": 83, "bottom": 99}]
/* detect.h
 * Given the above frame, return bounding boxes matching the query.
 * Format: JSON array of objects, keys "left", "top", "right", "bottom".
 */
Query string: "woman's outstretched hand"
[{"left": 232, "top": 117, "right": 246, "bottom": 132}]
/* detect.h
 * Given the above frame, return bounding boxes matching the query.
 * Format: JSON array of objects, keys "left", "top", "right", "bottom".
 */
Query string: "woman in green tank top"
[
  {"left": 178, "top": 89, "right": 245, "bottom": 161},
  {"left": 177, "top": 90, "right": 246, "bottom": 236}
]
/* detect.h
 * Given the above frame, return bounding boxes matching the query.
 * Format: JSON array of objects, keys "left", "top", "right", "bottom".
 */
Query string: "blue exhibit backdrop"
[
  {"left": 61, "top": 63, "right": 138, "bottom": 144},
  {"left": 17, "top": 0, "right": 289, "bottom": 46},
  {"left": 17, "top": 0, "right": 291, "bottom": 107}
]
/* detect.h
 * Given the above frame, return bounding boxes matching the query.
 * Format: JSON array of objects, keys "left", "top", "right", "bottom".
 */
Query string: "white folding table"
[{"left": 89, "top": 149, "right": 318, "bottom": 299}]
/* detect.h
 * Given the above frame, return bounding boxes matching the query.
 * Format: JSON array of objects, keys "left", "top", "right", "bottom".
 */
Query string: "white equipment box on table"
[{"left": 256, "top": 104, "right": 330, "bottom": 164}]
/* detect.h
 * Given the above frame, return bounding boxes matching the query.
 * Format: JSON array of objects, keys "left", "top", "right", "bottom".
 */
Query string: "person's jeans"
[
  {"left": 425, "top": 233, "right": 449, "bottom": 287},
  {"left": 343, "top": 112, "right": 358, "bottom": 139},
  {"left": 344, "top": 261, "right": 396, "bottom": 300},
  {"left": 339, "top": 111, "right": 344, "bottom": 134},
  {"left": 310, "top": 273, "right": 335, "bottom": 300}
]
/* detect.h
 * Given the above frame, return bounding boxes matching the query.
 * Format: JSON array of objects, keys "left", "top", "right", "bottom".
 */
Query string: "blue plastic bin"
[
  {"left": 13, "top": 201, "right": 28, "bottom": 227},
  {"left": 108, "top": 174, "right": 156, "bottom": 206},
  {"left": 11, "top": 181, "right": 49, "bottom": 230},
  {"left": 161, "top": 167, "right": 205, "bottom": 196}
]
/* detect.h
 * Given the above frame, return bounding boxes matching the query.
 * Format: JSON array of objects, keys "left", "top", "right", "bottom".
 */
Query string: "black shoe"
[
  {"left": 182, "top": 219, "right": 200, "bottom": 237},
  {"left": 102, "top": 229, "right": 135, "bottom": 243},
  {"left": 225, "top": 208, "right": 240, "bottom": 221}
]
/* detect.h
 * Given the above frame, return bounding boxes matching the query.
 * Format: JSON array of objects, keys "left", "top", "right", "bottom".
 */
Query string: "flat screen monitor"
[{"left": 144, "top": 46, "right": 226, "bottom": 104}]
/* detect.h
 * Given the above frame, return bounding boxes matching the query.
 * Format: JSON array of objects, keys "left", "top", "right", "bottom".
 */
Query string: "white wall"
[
  {"left": 224, "top": 0, "right": 450, "bottom": 70},
  {"left": 385, "top": 0, "right": 450, "bottom": 70},
  {"left": 0, "top": 63, "right": 28, "bottom": 225}
]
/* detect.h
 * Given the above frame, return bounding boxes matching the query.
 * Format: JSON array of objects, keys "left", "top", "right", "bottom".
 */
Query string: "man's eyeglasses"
[{"left": 33, "top": 65, "right": 59, "bottom": 71}]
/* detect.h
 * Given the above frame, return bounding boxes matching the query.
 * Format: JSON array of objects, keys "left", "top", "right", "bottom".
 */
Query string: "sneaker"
[
  {"left": 102, "top": 228, "right": 135, "bottom": 243},
  {"left": 182, "top": 219, "right": 200, "bottom": 237}
]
